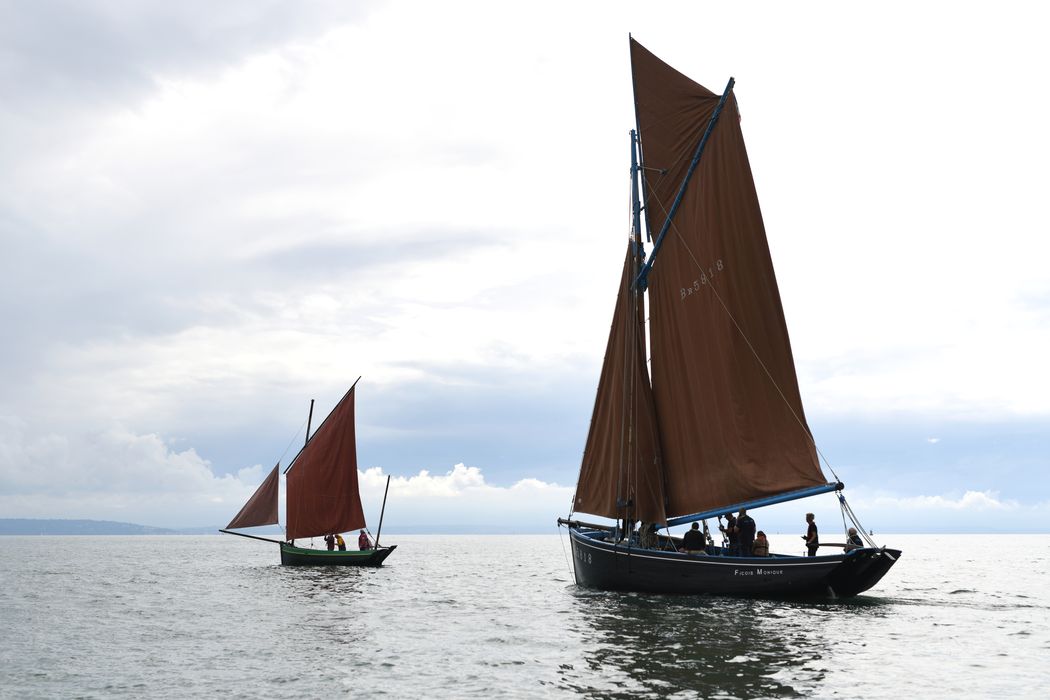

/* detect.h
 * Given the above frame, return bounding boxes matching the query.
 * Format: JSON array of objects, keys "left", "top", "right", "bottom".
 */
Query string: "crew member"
[{"left": 358, "top": 529, "right": 373, "bottom": 550}]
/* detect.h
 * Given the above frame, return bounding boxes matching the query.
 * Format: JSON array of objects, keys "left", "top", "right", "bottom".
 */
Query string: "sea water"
[{"left": 0, "top": 534, "right": 1047, "bottom": 698}]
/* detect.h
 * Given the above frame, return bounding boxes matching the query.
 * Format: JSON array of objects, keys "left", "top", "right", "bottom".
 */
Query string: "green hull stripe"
[{"left": 281, "top": 546, "right": 374, "bottom": 557}]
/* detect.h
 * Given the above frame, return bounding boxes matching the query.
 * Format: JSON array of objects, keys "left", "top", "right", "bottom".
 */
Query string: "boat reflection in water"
[{"left": 559, "top": 588, "right": 892, "bottom": 698}]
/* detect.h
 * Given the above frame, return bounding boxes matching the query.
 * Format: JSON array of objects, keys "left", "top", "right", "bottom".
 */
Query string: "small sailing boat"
[
  {"left": 221, "top": 378, "right": 396, "bottom": 567},
  {"left": 557, "top": 39, "right": 899, "bottom": 597}
]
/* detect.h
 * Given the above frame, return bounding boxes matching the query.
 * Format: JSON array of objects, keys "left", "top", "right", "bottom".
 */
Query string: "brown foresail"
[
  {"left": 286, "top": 388, "right": 366, "bottom": 540},
  {"left": 631, "top": 39, "right": 825, "bottom": 517},
  {"left": 575, "top": 242, "right": 666, "bottom": 524},
  {"left": 226, "top": 463, "right": 280, "bottom": 529}
]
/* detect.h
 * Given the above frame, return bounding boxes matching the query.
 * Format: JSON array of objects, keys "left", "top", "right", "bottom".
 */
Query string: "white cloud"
[
  {"left": 0, "top": 417, "right": 574, "bottom": 530},
  {"left": 358, "top": 464, "right": 574, "bottom": 532},
  {"left": 0, "top": 415, "right": 269, "bottom": 527},
  {"left": 834, "top": 488, "right": 1050, "bottom": 534},
  {"left": 2, "top": 415, "right": 1045, "bottom": 533},
  {"left": 863, "top": 490, "right": 1018, "bottom": 512}
]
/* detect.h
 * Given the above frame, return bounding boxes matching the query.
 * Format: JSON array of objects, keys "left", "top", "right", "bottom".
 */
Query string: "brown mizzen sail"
[
  {"left": 575, "top": 243, "right": 666, "bottom": 524},
  {"left": 285, "top": 386, "right": 366, "bottom": 540},
  {"left": 226, "top": 463, "right": 280, "bottom": 529},
  {"left": 629, "top": 38, "right": 825, "bottom": 519}
]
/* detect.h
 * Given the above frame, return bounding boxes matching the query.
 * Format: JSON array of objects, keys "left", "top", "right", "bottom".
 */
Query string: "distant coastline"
[{"left": 0, "top": 519, "right": 221, "bottom": 536}]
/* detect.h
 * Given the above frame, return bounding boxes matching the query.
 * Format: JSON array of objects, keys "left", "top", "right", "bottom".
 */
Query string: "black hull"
[
  {"left": 279, "top": 543, "right": 397, "bottom": 567},
  {"left": 568, "top": 529, "right": 898, "bottom": 598}
]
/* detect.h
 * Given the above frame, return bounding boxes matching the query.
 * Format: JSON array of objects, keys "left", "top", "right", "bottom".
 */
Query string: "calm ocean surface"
[{"left": 1, "top": 534, "right": 1047, "bottom": 698}]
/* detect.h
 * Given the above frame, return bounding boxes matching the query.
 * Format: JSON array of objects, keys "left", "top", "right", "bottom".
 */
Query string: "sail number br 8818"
[{"left": 680, "top": 259, "right": 725, "bottom": 300}]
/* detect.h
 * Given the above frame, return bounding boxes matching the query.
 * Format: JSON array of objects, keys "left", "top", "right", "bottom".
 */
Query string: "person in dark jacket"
[
  {"left": 736, "top": 509, "right": 756, "bottom": 557},
  {"left": 803, "top": 513, "right": 819, "bottom": 556},
  {"left": 682, "top": 522, "right": 706, "bottom": 554},
  {"left": 324, "top": 533, "right": 335, "bottom": 551},
  {"left": 720, "top": 513, "right": 738, "bottom": 554}
]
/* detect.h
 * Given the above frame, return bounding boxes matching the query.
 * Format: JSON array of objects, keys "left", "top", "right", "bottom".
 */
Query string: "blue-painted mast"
[
  {"left": 634, "top": 77, "right": 735, "bottom": 291},
  {"left": 630, "top": 129, "right": 644, "bottom": 249}
]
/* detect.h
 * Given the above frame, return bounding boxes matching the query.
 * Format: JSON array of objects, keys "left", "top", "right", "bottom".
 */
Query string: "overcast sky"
[{"left": 2, "top": 1, "right": 1048, "bottom": 535}]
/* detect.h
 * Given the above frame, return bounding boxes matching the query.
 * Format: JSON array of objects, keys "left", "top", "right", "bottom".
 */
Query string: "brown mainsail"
[
  {"left": 225, "top": 464, "right": 279, "bottom": 529},
  {"left": 285, "top": 386, "right": 367, "bottom": 541},
  {"left": 575, "top": 242, "right": 666, "bottom": 524},
  {"left": 631, "top": 38, "right": 825, "bottom": 519}
]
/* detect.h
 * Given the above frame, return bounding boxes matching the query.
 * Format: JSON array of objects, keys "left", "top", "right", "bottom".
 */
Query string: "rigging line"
[
  {"left": 558, "top": 525, "right": 572, "bottom": 578},
  {"left": 277, "top": 417, "right": 309, "bottom": 466},
  {"left": 642, "top": 185, "right": 841, "bottom": 484},
  {"left": 840, "top": 494, "right": 878, "bottom": 548},
  {"left": 838, "top": 496, "right": 850, "bottom": 537}
]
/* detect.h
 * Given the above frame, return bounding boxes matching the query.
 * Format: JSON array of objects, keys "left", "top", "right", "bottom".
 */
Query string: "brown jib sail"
[
  {"left": 285, "top": 386, "right": 366, "bottom": 541},
  {"left": 572, "top": 39, "right": 827, "bottom": 525},
  {"left": 575, "top": 243, "right": 666, "bottom": 524},
  {"left": 225, "top": 463, "right": 279, "bottom": 529}
]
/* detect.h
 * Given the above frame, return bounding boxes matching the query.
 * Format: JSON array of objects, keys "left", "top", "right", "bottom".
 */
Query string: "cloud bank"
[
  {"left": 2, "top": 418, "right": 1044, "bottom": 533},
  {"left": 0, "top": 418, "right": 573, "bottom": 530}
]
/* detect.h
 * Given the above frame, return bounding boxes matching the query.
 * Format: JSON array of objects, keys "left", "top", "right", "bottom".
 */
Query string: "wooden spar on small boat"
[
  {"left": 557, "top": 517, "right": 616, "bottom": 533},
  {"left": 218, "top": 529, "right": 284, "bottom": 545},
  {"left": 374, "top": 474, "right": 391, "bottom": 548}
]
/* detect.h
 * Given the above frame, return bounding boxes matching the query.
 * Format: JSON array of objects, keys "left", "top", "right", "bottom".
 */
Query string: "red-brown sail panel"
[
  {"left": 574, "top": 243, "right": 666, "bottom": 524},
  {"left": 286, "top": 388, "right": 366, "bottom": 540},
  {"left": 226, "top": 463, "right": 279, "bottom": 529},
  {"left": 631, "top": 39, "right": 825, "bottom": 517}
]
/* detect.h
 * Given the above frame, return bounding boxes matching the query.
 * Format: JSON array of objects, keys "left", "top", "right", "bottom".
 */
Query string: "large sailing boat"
[
  {"left": 221, "top": 379, "right": 396, "bottom": 567},
  {"left": 557, "top": 39, "right": 899, "bottom": 597}
]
